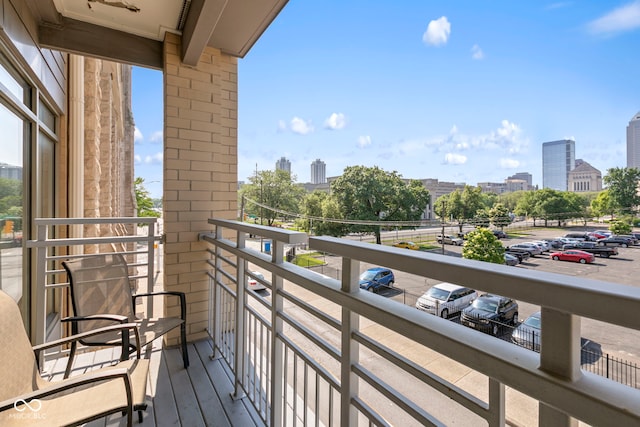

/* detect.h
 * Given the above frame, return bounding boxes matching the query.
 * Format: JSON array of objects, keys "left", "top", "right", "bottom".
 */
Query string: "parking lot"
[{"left": 311, "top": 226, "right": 640, "bottom": 368}]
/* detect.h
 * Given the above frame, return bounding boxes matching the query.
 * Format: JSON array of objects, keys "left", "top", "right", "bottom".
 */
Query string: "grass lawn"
[{"left": 292, "top": 252, "right": 325, "bottom": 267}]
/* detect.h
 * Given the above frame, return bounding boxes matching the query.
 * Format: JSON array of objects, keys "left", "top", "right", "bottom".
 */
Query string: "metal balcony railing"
[
  {"left": 202, "top": 218, "right": 640, "bottom": 427},
  {"left": 27, "top": 217, "right": 161, "bottom": 350}
]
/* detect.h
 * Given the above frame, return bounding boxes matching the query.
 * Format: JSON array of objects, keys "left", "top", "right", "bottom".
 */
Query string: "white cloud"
[
  {"left": 422, "top": 16, "right": 451, "bottom": 46},
  {"left": 290, "top": 117, "right": 314, "bottom": 135},
  {"left": 134, "top": 154, "right": 142, "bottom": 164},
  {"left": 277, "top": 120, "right": 287, "bottom": 132},
  {"left": 144, "top": 152, "right": 163, "bottom": 164},
  {"left": 357, "top": 135, "right": 371, "bottom": 148},
  {"left": 587, "top": 1, "right": 640, "bottom": 35},
  {"left": 444, "top": 153, "right": 467, "bottom": 165},
  {"left": 471, "top": 44, "right": 484, "bottom": 60},
  {"left": 546, "top": 2, "right": 572, "bottom": 10},
  {"left": 324, "top": 113, "right": 347, "bottom": 130},
  {"left": 134, "top": 127, "right": 143, "bottom": 143},
  {"left": 500, "top": 158, "right": 520, "bottom": 168},
  {"left": 149, "top": 130, "right": 163, "bottom": 143}
]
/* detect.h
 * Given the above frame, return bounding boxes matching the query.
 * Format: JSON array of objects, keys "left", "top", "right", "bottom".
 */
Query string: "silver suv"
[
  {"left": 437, "top": 234, "right": 463, "bottom": 246},
  {"left": 416, "top": 282, "right": 478, "bottom": 318}
]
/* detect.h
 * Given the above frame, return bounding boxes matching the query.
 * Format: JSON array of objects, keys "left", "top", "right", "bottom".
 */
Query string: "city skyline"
[{"left": 132, "top": 2, "right": 640, "bottom": 199}]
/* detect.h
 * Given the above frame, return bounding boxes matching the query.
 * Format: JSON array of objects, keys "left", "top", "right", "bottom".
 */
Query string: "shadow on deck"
[{"left": 43, "top": 340, "right": 262, "bottom": 427}]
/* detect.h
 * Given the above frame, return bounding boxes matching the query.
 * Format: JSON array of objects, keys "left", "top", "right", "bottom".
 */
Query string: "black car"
[
  {"left": 541, "top": 238, "right": 565, "bottom": 249},
  {"left": 504, "top": 248, "right": 531, "bottom": 262},
  {"left": 597, "top": 235, "right": 634, "bottom": 248},
  {"left": 460, "top": 294, "right": 519, "bottom": 336},
  {"left": 492, "top": 230, "right": 507, "bottom": 239}
]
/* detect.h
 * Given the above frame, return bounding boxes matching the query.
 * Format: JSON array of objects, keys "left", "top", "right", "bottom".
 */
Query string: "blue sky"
[{"left": 133, "top": 1, "right": 640, "bottom": 199}]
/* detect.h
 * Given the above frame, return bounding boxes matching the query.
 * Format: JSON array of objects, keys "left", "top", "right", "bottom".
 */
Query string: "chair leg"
[
  {"left": 138, "top": 410, "right": 143, "bottom": 424},
  {"left": 181, "top": 323, "right": 189, "bottom": 368},
  {"left": 64, "top": 341, "right": 78, "bottom": 379}
]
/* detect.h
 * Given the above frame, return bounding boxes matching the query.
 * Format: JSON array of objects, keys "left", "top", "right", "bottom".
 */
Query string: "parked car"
[
  {"left": 504, "top": 247, "right": 531, "bottom": 262},
  {"left": 511, "top": 311, "right": 541, "bottom": 352},
  {"left": 415, "top": 283, "right": 478, "bottom": 318},
  {"left": 564, "top": 232, "right": 596, "bottom": 242},
  {"left": 561, "top": 241, "right": 618, "bottom": 258},
  {"left": 541, "top": 238, "right": 564, "bottom": 249},
  {"left": 359, "top": 267, "right": 395, "bottom": 292},
  {"left": 508, "top": 243, "right": 542, "bottom": 256},
  {"left": 504, "top": 253, "right": 519, "bottom": 266},
  {"left": 597, "top": 235, "right": 633, "bottom": 248},
  {"left": 492, "top": 230, "right": 507, "bottom": 239},
  {"left": 588, "top": 231, "right": 610, "bottom": 240},
  {"left": 248, "top": 271, "right": 267, "bottom": 291},
  {"left": 530, "top": 240, "right": 550, "bottom": 252},
  {"left": 549, "top": 250, "right": 595, "bottom": 264},
  {"left": 393, "top": 241, "right": 419, "bottom": 250},
  {"left": 460, "top": 294, "right": 519, "bottom": 336},
  {"left": 617, "top": 235, "right": 638, "bottom": 245},
  {"left": 437, "top": 234, "right": 464, "bottom": 246}
]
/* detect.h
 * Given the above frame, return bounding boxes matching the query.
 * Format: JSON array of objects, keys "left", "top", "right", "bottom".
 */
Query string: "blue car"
[{"left": 359, "top": 267, "right": 395, "bottom": 292}]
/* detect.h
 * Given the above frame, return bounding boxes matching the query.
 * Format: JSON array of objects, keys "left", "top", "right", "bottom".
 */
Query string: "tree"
[
  {"left": 591, "top": 190, "right": 614, "bottom": 220},
  {"left": 435, "top": 185, "right": 484, "bottom": 233},
  {"left": 298, "top": 191, "right": 347, "bottom": 236},
  {"left": 462, "top": 228, "right": 505, "bottom": 264},
  {"left": 489, "top": 203, "right": 511, "bottom": 229},
  {"left": 603, "top": 167, "right": 640, "bottom": 216},
  {"left": 134, "top": 177, "right": 161, "bottom": 219},
  {"left": 609, "top": 218, "right": 632, "bottom": 235},
  {"left": 241, "top": 169, "right": 305, "bottom": 226},
  {"left": 331, "top": 166, "right": 430, "bottom": 244}
]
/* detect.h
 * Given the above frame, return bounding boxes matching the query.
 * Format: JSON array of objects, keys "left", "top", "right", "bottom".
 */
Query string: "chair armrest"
[
  {"left": 0, "top": 367, "right": 133, "bottom": 416},
  {"left": 62, "top": 314, "right": 129, "bottom": 324},
  {"left": 133, "top": 291, "right": 187, "bottom": 321}
]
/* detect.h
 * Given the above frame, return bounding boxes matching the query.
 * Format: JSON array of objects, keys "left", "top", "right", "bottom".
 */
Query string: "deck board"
[{"left": 40, "top": 340, "right": 262, "bottom": 427}]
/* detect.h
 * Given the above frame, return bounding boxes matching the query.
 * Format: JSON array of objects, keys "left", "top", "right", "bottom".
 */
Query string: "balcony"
[{"left": 27, "top": 217, "right": 640, "bottom": 426}]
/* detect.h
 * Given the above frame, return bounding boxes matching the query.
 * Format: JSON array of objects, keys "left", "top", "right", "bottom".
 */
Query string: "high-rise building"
[
  {"left": 542, "top": 139, "right": 575, "bottom": 191},
  {"left": 627, "top": 112, "right": 640, "bottom": 169},
  {"left": 310, "top": 159, "right": 326, "bottom": 184},
  {"left": 507, "top": 172, "right": 532, "bottom": 187},
  {"left": 275, "top": 157, "right": 291, "bottom": 173}
]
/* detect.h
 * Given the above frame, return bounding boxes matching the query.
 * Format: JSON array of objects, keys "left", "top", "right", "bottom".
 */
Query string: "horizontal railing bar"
[
  {"left": 207, "top": 219, "right": 309, "bottom": 245},
  {"left": 279, "top": 334, "right": 340, "bottom": 390},
  {"left": 310, "top": 235, "right": 640, "bottom": 331},
  {"left": 353, "top": 364, "right": 444, "bottom": 427},
  {"left": 246, "top": 302, "right": 271, "bottom": 330},
  {"left": 34, "top": 217, "right": 157, "bottom": 225},
  {"left": 350, "top": 397, "right": 391, "bottom": 427},
  {"left": 27, "top": 235, "right": 152, "bottom": 248},
  {"left": 278, "top": 310, "right": 341, "bottom": 362},
  {"left": 353, "top": 330, "right": 488, "bottom": 418},
  {"left": 279, "top": 288, "right": 342, "bottom": 332}
]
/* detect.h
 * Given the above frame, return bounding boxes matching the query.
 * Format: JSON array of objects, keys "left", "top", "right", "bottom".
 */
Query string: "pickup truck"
[
  {"left": 562, "top": 242, "right": 618, "bottom": 258},
  {"left": 504, "top": 247, "right": 531, "bottom": 262}
]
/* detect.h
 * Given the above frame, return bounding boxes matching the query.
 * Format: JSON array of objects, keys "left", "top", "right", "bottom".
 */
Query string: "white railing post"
[
  {"left": 233, "top": 229, "right": 247, "bottom": 400},
  {"left": 488, "top": 378, "right": 505, "bottom": 426},
  {"left": 340, "top": 256, "right": 360, "bottom": 426},
  {"left": 538, "top": 308, "right": 581, "bottom": 427},
  {"left": 34, "top": 221, "right": 48, "bottom": 347},
  {"left": 211, "top": 224, "right": 223, "bottom": 360},
  {"left": 270, "top": 238, "right": 285, "bottom": 427},
  {"left": 146, "top": 220, "right": 155, "bottom": 316}
]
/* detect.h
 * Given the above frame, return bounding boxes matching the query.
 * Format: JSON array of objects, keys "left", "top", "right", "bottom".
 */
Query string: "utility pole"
[{"left": 441, "top": 199, "right": 446, "bottom": 255}]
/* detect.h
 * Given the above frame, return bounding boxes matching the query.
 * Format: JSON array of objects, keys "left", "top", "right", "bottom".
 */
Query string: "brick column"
[{"left": 163, "top": 33, "right": 238, "bottom": 343}]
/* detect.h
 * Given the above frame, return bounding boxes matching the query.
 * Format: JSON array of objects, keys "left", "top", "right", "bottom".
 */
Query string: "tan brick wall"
[{"left": 163, "top": 33, "right": 238, "bottom": 343}]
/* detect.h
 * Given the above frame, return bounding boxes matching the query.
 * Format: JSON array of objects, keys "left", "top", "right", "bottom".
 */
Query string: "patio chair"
[
  {"left": 62, "top": 253, "right": 189, "bottom": 373},
  {"left": 0, "top": 290, "right": 148, "bottom": 426}
]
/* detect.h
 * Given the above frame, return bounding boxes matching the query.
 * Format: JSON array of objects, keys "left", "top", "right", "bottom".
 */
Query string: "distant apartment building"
[
  {"left": 507, "top": 172, "right": 532, "bottom": 187},
  {"left": 0, "top": 163, "right": 22, "bottom": 180},
  {"left": 627, "top": 112, "right": 640, "bottom": 169},
  {"left": 542, "top": 139, "right": 575, "bottom": 191},
  {"left": 310, "top": 159, "right": 326, "bottom": 184},
  {"left": 418, "top": 179, "right": 466, "bottom": 220},
  {"left": 568, "top": 160, "right": 602, "bottom": 193},
  {"left": 477, "top": 182, "right": 507, "bottom": 194},
  {"left": 275, "top": 157, "right": 291, "bottom": 173}
]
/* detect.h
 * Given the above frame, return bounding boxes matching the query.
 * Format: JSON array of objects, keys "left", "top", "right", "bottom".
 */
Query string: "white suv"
[
  {"left": 415, "top": 283, "right": 478, "bottom": 318},
  {"left": 437, "top": 234, "right": 463, "bottom": 246}
]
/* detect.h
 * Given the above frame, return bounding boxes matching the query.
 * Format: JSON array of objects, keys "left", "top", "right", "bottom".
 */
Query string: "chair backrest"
[
  {"left": 63, "top": 253, "right": 135, "bottom": 334},
  {"left": 0, "top": 291, "right": 45, "bottom": 401}
]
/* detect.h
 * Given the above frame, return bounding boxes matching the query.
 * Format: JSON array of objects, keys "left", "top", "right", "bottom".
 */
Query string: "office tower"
[
  {"left": 275, "top": 156, "right": 291, "bottom": 173},
  {"left": 310, "top": 159, "right": 326, "bottom": 184},
  {"left": 627, "top": 112, "right": 640, "bottom": 169},
  {"left": 542, "top": 139, "right": 575, "bottom": 191}
]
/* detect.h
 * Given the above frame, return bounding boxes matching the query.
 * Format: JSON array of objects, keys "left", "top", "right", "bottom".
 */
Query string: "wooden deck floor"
[{"left": 43, "top": 340, "right": 263, "bottom": 427}]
